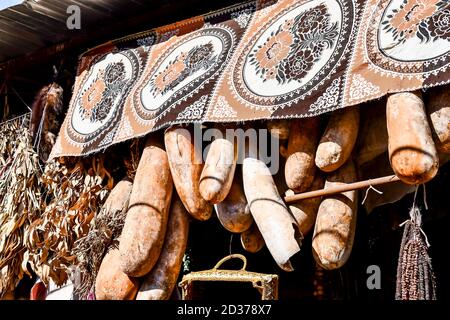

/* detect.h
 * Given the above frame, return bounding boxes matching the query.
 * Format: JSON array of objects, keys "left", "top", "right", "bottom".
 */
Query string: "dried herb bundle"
[
  {"left": 73, "top": 177, "right": 133, "bottom": 299},
  {"left": 0, "top": 123, "right": 42, "bottom": 298},
  {"left": 73, "top": 141, "right": 140, "bottom": 300},
  {"left": 0, "top": 87, "right": 116, "bottom": 297},
  {"left": 25, "top": 156, "right": 113, "bottom": 286}
]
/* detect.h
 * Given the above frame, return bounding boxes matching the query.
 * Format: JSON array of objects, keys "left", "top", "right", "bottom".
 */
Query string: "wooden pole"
[{"left": 284, "top": 174, "right": 402, "bottom": 203}]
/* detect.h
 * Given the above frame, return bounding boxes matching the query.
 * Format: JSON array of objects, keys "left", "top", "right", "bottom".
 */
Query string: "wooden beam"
[{"left": 284, "top": 174, "right": 402, "bottom": 203}]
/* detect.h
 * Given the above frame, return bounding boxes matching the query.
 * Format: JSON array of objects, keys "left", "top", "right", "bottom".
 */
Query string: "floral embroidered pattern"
[
  {"left": 150, "top": 42, "right": 217, "bottom": 96},
  {"left": 177, "top": 95, "right": 208, "bottom": 120},
  {"left": 232, "top": 9, "right": 253, "bottom": 29},
  {"left": 383, "top": 0, "right": 437, "bottom": 40},
  {"left": 99, "top": 130, "right": 116, "bottom": 147},
  {"left": 210, "top": 95, "right": 237, "bottom": 119},
  {"left": 137, "top": 35, "right": 155, "bottom": 47},
  {"left": 428, "top": 4, "right": 450, "bottom": 40},
  {"left": 79, "top": 61, "right": 127, "bottom": 123},
  {"left": 349, "top": 74, "right": 380, "bottom": 101},
  {"left": 153, "top": 56, "right": 187, "bottom": 96},
  {"left": 81, "top": 71, "right": 106, "bottom": 117},
  {"left": 381, "top": 0, "right": 450, "bottom": 43},
  {"left": 308, "top": 78, "right": 341, "bottom": 113},
  {"left": 248, "top": 4, "right": 339, "bottom": 83},
  {"left": 104, "top": 62, "right": 126, "bottom": 85}
]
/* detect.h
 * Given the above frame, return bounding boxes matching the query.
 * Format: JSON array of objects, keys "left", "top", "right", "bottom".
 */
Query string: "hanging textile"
[{"left": 51, "top": 0, "right": 450, "bottom": 158}]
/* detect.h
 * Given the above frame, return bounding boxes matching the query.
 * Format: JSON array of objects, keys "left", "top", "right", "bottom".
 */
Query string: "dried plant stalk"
[
  {"left": 0, "top": 124, "right": 41, "bottom": 298},
  {"left": 25, "top": 156, "right": 113, "bottom": 286},
  {"left": 73, "top": 177, "right": 133, "bottom": 299}
]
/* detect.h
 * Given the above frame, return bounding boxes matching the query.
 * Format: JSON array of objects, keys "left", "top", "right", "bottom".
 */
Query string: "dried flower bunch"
[
  {"left": 0, "top": 120, "right": 42, "bottom": 298},
  {"left": 73, "top": 140, "right": 140, "bottom": 299},
  {"left": 24, "top": 156, "right": 113, "bottom": 286}
]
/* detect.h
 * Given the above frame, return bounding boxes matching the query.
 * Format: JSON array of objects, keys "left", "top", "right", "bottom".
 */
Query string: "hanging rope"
[
  {"left": 361, "top": 182, "right": 383, "bottom": 205},
  {"left": 395, "top": 185, "right": 437, "bottom": 300},
  {"left": 422, "top": 183, "right": 429, "bottom": 210},
  {"left": 2, "top": 84, "right": 10, "bottom": 121},
  {"left": 32, "top": 103, "right": 47, "bottom": 152},
  {"left": 11, "top": 87, "right": 32, "bottom": 111},
  {"left": 0, "top": 112, "right": 30, "bottom": 127},
  {"left": 229, "top": 234, "right": 234, "bottom": 256}
]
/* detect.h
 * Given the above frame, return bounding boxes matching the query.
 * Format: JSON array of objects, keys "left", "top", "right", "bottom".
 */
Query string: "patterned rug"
[{"left": 51, "top": 0, "right": 450, "bottom": 158}]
